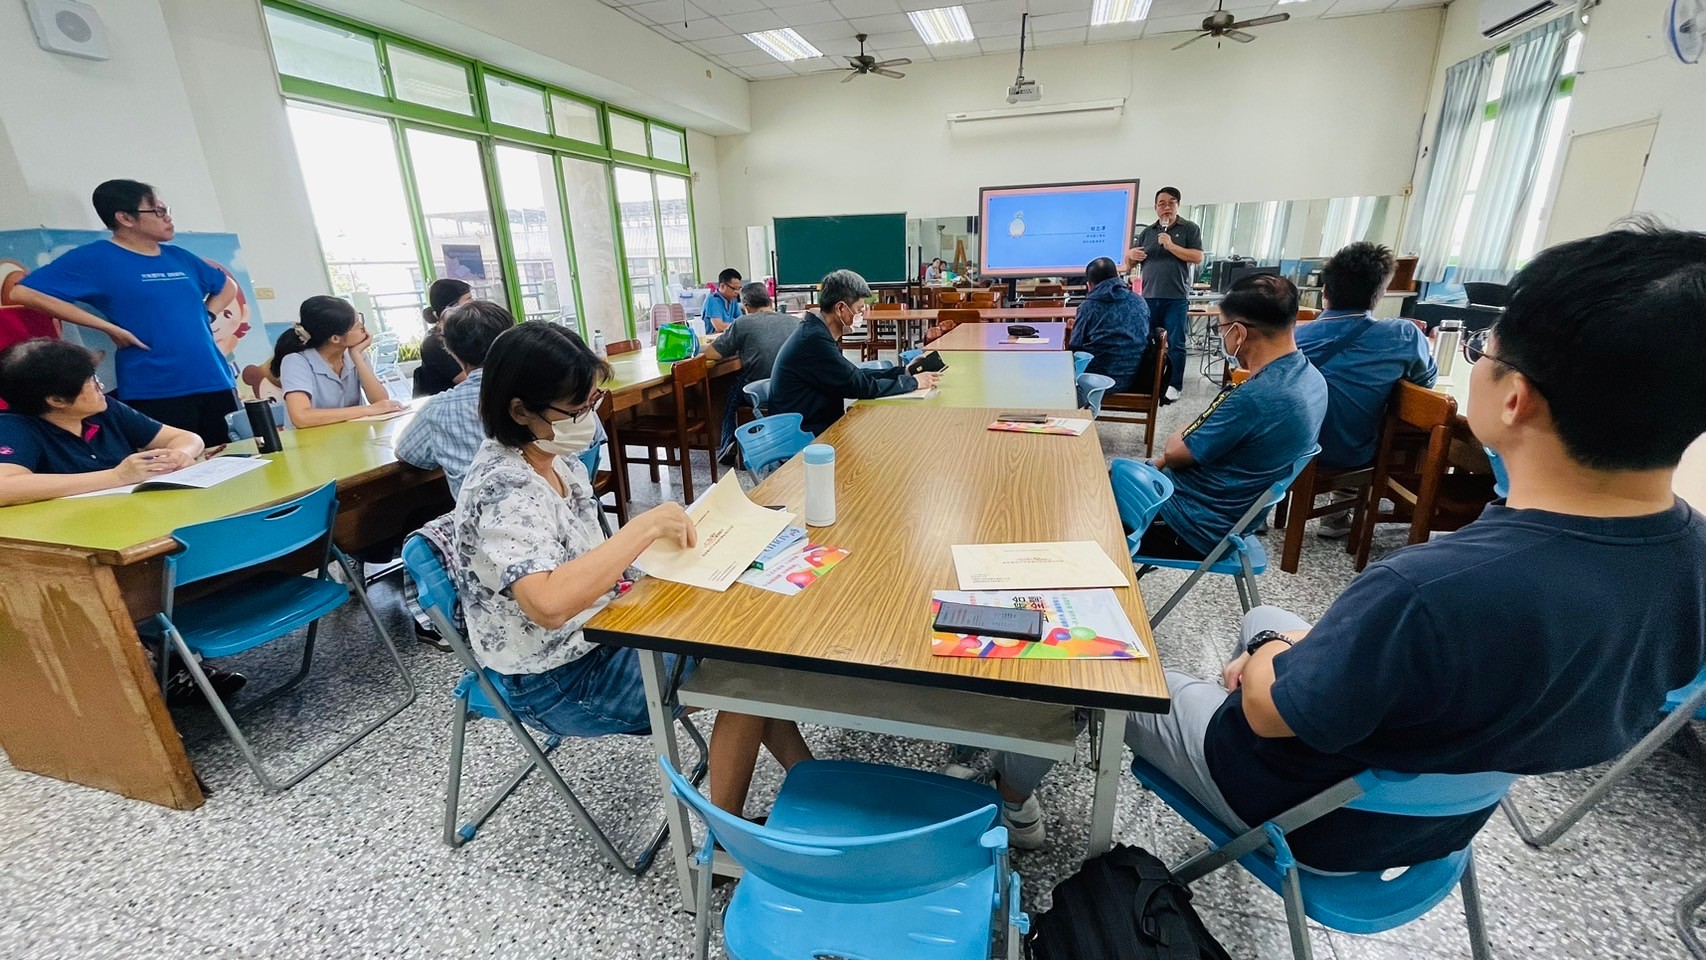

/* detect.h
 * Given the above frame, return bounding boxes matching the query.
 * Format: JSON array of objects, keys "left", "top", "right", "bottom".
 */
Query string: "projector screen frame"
[{"left": 976, "top": 178, "right": 1142, "bottom": 279}]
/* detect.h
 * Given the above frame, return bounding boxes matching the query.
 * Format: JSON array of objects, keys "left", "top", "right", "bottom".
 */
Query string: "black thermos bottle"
[{"left": 244, "top": 399, "right": 283, "bottom": 454}]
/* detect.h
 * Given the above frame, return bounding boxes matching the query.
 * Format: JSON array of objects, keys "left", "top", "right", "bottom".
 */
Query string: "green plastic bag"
[{"left": 655, "top": 322, "right": 700, "bottom": 362}]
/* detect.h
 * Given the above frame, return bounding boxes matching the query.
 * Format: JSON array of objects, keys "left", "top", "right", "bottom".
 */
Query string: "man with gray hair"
[{"left": 768, "top": 269, "right": 939, "bottom": 436}]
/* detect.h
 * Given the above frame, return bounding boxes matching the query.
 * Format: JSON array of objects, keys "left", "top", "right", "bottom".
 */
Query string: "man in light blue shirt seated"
[
  {"left": 1140, "top": 274, "right": 1328, "bottom": 561},
  {"left": 700, "top": 268, "right": 744, "bottom": 334},
  {"left": 1296, "top": 243, "right": 1437, "bottom": 537},
  {"left": 395, "top": 300, "right": 515, "bottom": 495}
]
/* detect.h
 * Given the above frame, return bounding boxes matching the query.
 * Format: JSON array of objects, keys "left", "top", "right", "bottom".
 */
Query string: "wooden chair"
[
  {"left": 863, "top": 302, "right": 902, "bottom": 362},
  {"left": 1095, "top": 329, "right": 1169, "bottom": 457},
  {"left": 968, "top": 290, "right": 999, "bottom": 308},
  {"left": 592, "top": 391, "right": 630, "bottom": 526},
  {"left": 1027, "top": 298, "right": 1066, "bottom": 309},
  {"left": 1297, "top": 308, "right": 1320, "bottom": 323},
  {"left": 1033, "top": 283, "right": 1065, "bottom": 297},
  {"left": 1351, "top": 382, "right": 1497, "bottom": 571},
  {"left": 607, "top": 339, "right": 642, "bottom": 355},
  {"left": 621, "top": 355, "right": 718, "bottom": 504},
  {"left": 922, "top": 308, "right": 982, "bottom": 345},
  {"left": 1274, "top": 459, "right": 1374, "bottom": 573},
  {"left": 937, "top": 289, "right": 964, "bottom": 307}
]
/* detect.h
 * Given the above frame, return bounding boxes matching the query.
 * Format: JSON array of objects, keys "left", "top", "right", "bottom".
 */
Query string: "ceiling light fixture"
[
  {"left": 1091, "top": 0, "right": 1154, "bottom": 25},
  {"left": 745, "top": 27, "right": 824, "bottom": 61},
  {"left": 907, "top": 5, "right": 976, "bottom": 45}
]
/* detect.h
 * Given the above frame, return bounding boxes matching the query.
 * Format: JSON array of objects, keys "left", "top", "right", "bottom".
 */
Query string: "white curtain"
[
  {"left": 1406, "top": 50, "right": 1496, "bottom": 282},
  {"left": 1457, "top": 16, "right": 1572, "bottom": 283}
]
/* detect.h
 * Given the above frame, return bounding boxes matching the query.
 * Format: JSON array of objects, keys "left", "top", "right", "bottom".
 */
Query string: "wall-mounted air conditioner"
[{"left": 1480, "top": 0, "right": 1565, "bottom": 37}]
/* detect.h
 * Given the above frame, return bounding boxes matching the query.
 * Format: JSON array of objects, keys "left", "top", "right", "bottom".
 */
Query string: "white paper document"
[
  {"left": 867, "top": 387, "right": 939, "bottom": 401},
  {"left": 951, "top": 540, "right": 1129, "bottom": 590},
  {"left": 66, "top": 456, "right": 271, "bottom": 498},
  {"left": 635, "top": 472, "right": 796, "bottom": 591}
]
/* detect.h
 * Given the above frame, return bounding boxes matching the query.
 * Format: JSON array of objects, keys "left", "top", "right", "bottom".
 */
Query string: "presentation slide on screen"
[{"left": 978, "top": 182, "right": 1139, "bottom": 277}]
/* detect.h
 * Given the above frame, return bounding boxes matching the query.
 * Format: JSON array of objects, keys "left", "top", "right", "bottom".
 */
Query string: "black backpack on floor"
[{"left": 1027, "top": 845, "right": 1232, "bottom": 960}]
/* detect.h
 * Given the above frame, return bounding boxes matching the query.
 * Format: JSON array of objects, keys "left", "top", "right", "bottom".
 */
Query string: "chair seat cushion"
[
  {"left": 166, "top": 572, "right": 349, "bottom": 659},
  {"left": 1137, "top": 533, "right": 1268, "bottom": 576},
  {"left": 725, "top": 865, "right": 999, "bottom": 960}
]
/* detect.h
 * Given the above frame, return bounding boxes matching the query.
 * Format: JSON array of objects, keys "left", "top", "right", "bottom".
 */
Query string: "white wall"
[
  {"left": 715, "top": 7, "right": 1446, "bottom": 274},
  {"left": 686, "top": 129, "right": 726, "bottom": 274}
]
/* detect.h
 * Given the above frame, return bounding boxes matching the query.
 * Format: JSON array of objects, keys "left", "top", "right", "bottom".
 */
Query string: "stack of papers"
[
  {"left": 636, "top": 473, "right": 795, "bottom": 591},
  {"left": 67, "top": 456, "right": 271, "bottom": 498},
  {"left": 951, "top": 541, "right": 1128, "bottom": 590},
  {"left": 869, "top": 386, "right": 939, "bottom": 401},
  {"left": 988, "top": 417, "right": 1091, "bottom": 437},
  {"left": 930, "top": 589, "right": 1146, "bottom": 660},
  {"left": 1001, "top": 337, "right": 1048, "bottom": 344},
  {"left": 753, "top": 526, "right": 807, "bottom": 569},
  {"left": 738, "top": 542, "right": 851, "bottom": 596}
]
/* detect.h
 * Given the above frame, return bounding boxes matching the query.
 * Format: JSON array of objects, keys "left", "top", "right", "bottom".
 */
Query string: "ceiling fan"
[
  {"left": 842, "top": 33, "right": 910, "bottom": 82},
  {"left": 1173, "top": 1, "right": 1290, "bottom": 50}
]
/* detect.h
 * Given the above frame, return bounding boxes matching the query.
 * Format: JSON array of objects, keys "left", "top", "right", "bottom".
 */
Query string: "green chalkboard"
[{"left": 774, "top": 213, "right": 908, "bottom": 287}]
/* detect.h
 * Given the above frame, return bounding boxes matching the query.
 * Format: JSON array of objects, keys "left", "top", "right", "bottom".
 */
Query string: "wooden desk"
[
  {"left": 875, "top": 306, "right": 1080, "bottom": 322},
  {"left": 930, "top": 322, "right": 1069, "bottom": 353},
  {"left": 864, "top": 351, "right": 1077, "bottom": 410},
  {"left": 587, "top": 404, "right": 1166, "bottom": 905},
  {"left": 0, "top": 416, "right": 452, "bottom": 809},
  {"left": 603, "top": 347, "right": 740, "bottom": 413}
]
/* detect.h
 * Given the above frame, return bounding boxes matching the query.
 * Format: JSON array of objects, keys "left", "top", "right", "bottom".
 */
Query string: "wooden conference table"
[
  {"left": 871, "top": 305, "right": 1080, "bottom": 351},
  {"left": 865, "top": 351, "right": 1077, "bottom": 410},
  {"left": 930, "top": 321, "right": 1069, "bottom": 353},
  {"left": 604, "top": 346, "right": 740, "bottom": 413},
  {"left": 0, "top": 416, "right": 452, "bottom": 809}
]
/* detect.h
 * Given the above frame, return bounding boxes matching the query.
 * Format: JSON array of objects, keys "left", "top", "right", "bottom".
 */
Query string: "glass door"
[
  {"left": 613, "top": 167, "right": 663, "bottom": 339},
  {"left": 495, "top": 145, "right": 578, "bottom": 327},
  {"left": 403, "top": 128, "right": 506, "bottom": 316}
]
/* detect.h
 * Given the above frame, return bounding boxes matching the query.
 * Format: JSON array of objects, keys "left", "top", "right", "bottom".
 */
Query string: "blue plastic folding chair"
[
  {"left": 734, "top": 412, "right": 814, "bottom": 480},
  {"left": 1072, "top": 351, "right": 1093, "bottom": 379},
  {"left": 148, "top": 482, "right": 415, "bottom": 792},
  {"left": 742, "top": 377, "right": 771, "bottom": 417},
  {"left": 1501, "top": 662, "right": 1706, "bottom": 847},
  {"left": 899, "top": 349, "right": 922, "bottom": 367},
  {"left": 1115, "top": 446, "right": 1319, "bottom": 628},
  {"left": 402, "top": 537, "right": 707, "bottom": 872},
  {"left": 1484, "top": 446, "right": 1509, "bottom": 498},
  {"left": 1076, "top": 372, "right": 1115, "bottom": 418},
  {"left": 858, "top": 358, "right": 895, "bottom": 372},
  {"left": 661, "top": 757, "right": 1029, "bottom": 960},
  {"left": 223, "top": 398, "right": 286, "bottom": 442},
  {"left": 1132, "top": 755, "right": 1514, "bottom": 960}
]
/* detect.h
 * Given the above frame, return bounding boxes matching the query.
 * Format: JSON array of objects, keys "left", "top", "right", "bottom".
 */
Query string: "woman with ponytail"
[
  {"left": 415, "top": 278, "right": 472, "bottom": 397},
  {"left": 270, "top": 296, "right": 405, "bottom": 428}
]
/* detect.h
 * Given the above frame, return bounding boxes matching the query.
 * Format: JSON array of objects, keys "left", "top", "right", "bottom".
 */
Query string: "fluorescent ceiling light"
[
  {"left": 745, "top": 28, "right": 823, "bottom": 61},
  {"left": 907, "top": 6, "right": 976, "bottom": 45},
  {"left": 1276, "top": 0, "right": 1311, "bottom": 4},
  {"left": 1091, "top": 0, "right": 1153, "bottom": 24}
]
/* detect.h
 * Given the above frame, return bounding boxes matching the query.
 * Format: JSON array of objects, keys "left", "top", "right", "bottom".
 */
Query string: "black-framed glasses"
[
  {"left": 133, "top": 205, "right": 170, "bottom": 219},
  {"left": 1463, "top": 329, "right": 1546, "bottom": 393},
  {"left": 544, "top": 389, "right": 606, "bottom": 423}
]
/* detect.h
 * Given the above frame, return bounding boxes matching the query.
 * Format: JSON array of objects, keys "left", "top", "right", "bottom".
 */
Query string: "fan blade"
[
  {"left": 1172, "top": 31, "right": 1208, "bottom": 50},
  {"left": 874, "top": 58, "right": 912, "bottom": 68},
  {"left": 1225, "top": 29, "right": 1257, "bottom": 42},
  {"left": 1230, "top": 13, "right": 1289, "bottom": 28},
  {"left": 841, "top": 70, "right": 860, "bottom": 83},
  {"left": 873, "top": 68, "right": 906, "bottom": 79}
]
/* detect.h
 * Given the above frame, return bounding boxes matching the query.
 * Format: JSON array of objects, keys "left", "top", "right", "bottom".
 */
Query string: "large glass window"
[
  {"left": 388, "top": 45, "right": 474, "bottom": 115},
  {"left": 551, "top": 94, "right": 603, "bottom": 145},
  {"left": 610, "top": 114, "right": 648, "bottom": 156},
  {"left": 656, "top": 174, "right": 695, "bottom": 289},
  {"left": 286, "top": 104, "right": 422, "bottom": 338},
  {"left": 562, "top": 158, "right": 626, "bottom": 342},
  {"left": 496, "top": 146, "right": 576, "bottom": 326},
  {"left": 650, "top": 124, "right": 686, "bottom": 165},
  {"left": 485, "top": 75, "right": 549, "bottom": 133},
  {"left": 265, "top": 7, "right": 384, "bottom": 95},
  {"left": 614, "top": 168, "right": 662, "bottom": 331},
  {"left": 405, "top": 129, "right": 505, "bottom": 317}
]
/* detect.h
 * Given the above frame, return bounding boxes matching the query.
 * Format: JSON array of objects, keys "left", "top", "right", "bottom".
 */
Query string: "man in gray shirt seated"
[{"left": 705, "top": 282, "right": 799, "bottom": 460}]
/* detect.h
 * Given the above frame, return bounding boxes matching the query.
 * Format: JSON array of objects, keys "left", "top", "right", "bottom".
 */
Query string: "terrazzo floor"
[{"left": 3, "top": 362, "right": 1703, "bottom": 960}]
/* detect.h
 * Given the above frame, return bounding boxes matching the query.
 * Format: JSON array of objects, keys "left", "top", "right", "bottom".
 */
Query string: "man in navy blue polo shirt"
[
  {"left": 0, "top": 338, "right": 205, "bottom": 506},
  {"left": 8, "top": 180, "right": 240, "bottom": 446}
]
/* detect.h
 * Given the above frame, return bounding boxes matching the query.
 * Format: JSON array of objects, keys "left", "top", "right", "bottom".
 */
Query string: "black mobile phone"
[
  {"left": 997, "top": 412, "right": 1048, "bottom": 424},
  {"left": 933, "top": 601, "right": 1045, "bottom": 642},
  {"left": 907, "top": 350, "right": 947, "bottom": 375}
]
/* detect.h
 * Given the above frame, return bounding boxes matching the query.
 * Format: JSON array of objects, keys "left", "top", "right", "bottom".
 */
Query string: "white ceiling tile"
[
  {"left": 832, "top": 0, "right": 903, "bottom": 17},
  {"left": 1028, "top": 9, "right": 1089, "bottom": 30},
  {"left": 793, "top": 55, "right": 851, "bottom": 72},
  {"left": 744, "top": 62, "right": 800, "bottom": 77},
  {"left": 848, "top": 12, "right": 916, "bottom": 32},
  {"left": 765, "top": 0, "right": 825, "bottom": 7},
  {"left": 693, "top": 33, "right": 764, "bottom": 52},
  {"left": 979, "top": 34, "right": 1021, "bottom": 51},
  {"left": 1088, "top": 20, "right": 1146, "bottom": 39},
  {"left": 1323, "top": 0, "right": 1393, "bottom": 15},
  {"left": 1022, "top": 0, "right": 1091, "bottom": 13},
  {"left": 658, "top": 17, "right": 737, "bottom": 39},
  {"left": 780, "top": 1, "right": 848, "bottom": 23},
  {"left": 963, "top": 0, "right": 1022, "bottom": 23},
  {"left": 718, "top": 48, "right": 787, "bottom": 65},
  {"left": 867, "top": 29, "right": 923, "bottom": 48},
  {"left": 696, "top": 0, "right": 767, "bottom": 14},
  {"left": 794, "top": 21, "right": 855, "bottom": 42},
  {"left": 934, "top": 40, "right": 986, "bottom": 57},
  {"left": 631, "top": 0, "right": 707, "bottom": 24},
  {"left": 1035, "top": 26, "right": 1088, "bottom": 44},
  {"left": 1143, "top": 10, "right": 1212, "bottom": 33},
  {"left": 875, "top": 44, "right": 931, "bottom": 61},
  {"left": 622, "top": 6, "right": 655, "bottom": 21},
  {"left": 1148, "top": 0, "right": 1220, "bottom": 14},
  {"left": 1387, "top": 0, "right": 1446, "bottom": 7},
  {"left": 718, "top": 9, "right": 790, "bottom": 30}
]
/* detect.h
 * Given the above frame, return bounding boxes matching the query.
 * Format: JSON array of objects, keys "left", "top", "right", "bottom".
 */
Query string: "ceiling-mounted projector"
[{"left": 1007, "top": 79, "right": 1041, "bottom": 103}]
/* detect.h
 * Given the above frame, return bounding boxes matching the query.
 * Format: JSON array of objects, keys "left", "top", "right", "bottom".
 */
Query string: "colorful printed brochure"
[
  {"left": 737, "top": 542, "right": 851, "bottom": 596},
  {"left": 951, "top": 541, "right": 1129, "bottom": 590},
  {"left": 988, "top": 417, "right": 1092, "bottom": 437},
  {"left": 929, "top": 589, "right": 1147, "bottom": 660}
]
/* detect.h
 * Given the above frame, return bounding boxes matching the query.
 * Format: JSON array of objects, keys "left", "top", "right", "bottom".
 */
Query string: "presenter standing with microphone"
[{"left": 1125, "top": 187, "right": 1203, "bottom": 403}]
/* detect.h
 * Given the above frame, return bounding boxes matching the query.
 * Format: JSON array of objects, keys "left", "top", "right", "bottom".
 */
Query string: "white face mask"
[{"left": 534, "top": 413, "right": 598, "bottom": 457}]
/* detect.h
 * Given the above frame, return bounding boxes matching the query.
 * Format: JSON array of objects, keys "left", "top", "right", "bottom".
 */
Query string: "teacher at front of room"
[
  {"left": 1124, "top": 186, "right": 1204, "bottom": 405},
  {"left": 7, "top": 179, "right": 242, "bottom": 447}
]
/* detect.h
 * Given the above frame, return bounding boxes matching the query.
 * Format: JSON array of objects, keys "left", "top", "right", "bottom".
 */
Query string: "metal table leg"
[
  {"left": 1087, "top": 708, "right": 1127, "bottom": 856},
  {"left": 639, "top": 649, "right": 697, "bottom": 910}
]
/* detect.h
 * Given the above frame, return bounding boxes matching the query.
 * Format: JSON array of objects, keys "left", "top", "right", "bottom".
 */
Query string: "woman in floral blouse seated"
[{"left": 454, "top": 321, "right": 811, "bottom": 815}]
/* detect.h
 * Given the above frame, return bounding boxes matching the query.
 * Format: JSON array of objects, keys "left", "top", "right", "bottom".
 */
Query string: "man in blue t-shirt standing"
[
  {"left": 9, "top": 180, "right": 240, "bottom": 445},
  {"left": 1296, "top": 242, "right": 1437, "bottom": 538}
]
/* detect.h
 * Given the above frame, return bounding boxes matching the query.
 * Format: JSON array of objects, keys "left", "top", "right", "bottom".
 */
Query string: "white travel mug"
[{"left": 803, "top": 443, "right": 836, "bottom": 527}]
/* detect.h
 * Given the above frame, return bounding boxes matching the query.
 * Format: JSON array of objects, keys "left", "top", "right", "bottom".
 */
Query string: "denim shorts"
[{"left": 497, "top": 645, "right": 694, "bottom": 738}]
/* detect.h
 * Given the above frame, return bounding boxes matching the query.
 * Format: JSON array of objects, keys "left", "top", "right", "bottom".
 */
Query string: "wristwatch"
[{"left": 1245, "top": 629, "right": 1294, "bottom": 657}]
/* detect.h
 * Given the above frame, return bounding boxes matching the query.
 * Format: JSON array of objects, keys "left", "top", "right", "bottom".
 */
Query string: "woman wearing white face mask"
[{"left": 454, "top": 321, "right": 812, "bottom": 817}]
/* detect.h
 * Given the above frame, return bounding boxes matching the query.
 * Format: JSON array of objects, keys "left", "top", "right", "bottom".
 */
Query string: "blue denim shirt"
[{"left": 1070, "top": 278, "right": 1151, "bottom": 391}]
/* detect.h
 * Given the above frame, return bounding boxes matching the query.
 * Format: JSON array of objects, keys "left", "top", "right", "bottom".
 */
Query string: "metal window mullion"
[
  {"left": 483, "top": 140, "right": 527, "bottom": 323},
  {"left": 607, "top": 163, "right": 638, "bottom": 341},
  {"left": 392, "top": 120, "right": 437, "bottom": 325},
  {"left": 552, "top": 154, "right": 589, "bottom": 339}
]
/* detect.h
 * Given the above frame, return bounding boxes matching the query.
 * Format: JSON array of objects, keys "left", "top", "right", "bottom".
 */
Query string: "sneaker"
[
  {"left": 414, "top": 621, "right": 451, "bottom": 652},
  {"left": 1163, "top": 386, "right": 1182, "bottom": 404},
  {"left": 165, "top": 666, "right": 247, "bottom": 708},
  {"left": 1316, "top": 510, "right": 1354, "bottom": 540},
  {"left": 1002, "top": 795, "right": 1046, "bottom": 851},
  {"left": 717, "top": 442, "right": 738, "bottom": 466},
  {"left": 940, "top": 762, "right": 980, "bottom": 781}
]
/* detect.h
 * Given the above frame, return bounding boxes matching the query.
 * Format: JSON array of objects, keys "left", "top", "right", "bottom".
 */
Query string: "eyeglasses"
[
  {"left": 90, "top": 374, "right": 105, "bottom": 391},
  {"left": 133, "top": 205, "right": 170, "bottom": 219},
  {"left": 545, "top": 389, "right": 606, "bottom": 423},
  {"left": 1463, "top": 329, "right": 1546, "bottom": 393}
]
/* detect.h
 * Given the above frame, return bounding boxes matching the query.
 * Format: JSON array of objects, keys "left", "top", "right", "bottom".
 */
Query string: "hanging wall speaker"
[{"left": 25, "top": 0, "right": 111, "bottom": 62}]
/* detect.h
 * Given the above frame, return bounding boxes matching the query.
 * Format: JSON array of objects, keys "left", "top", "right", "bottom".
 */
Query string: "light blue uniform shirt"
[
  {"left": 701, "top": 292, "right": 742, "bottom": 334},
  {"left": 1296, "top": 310, "right": 1437, "bottom": 469},
  {"left": 280, "top": 349, "right": 362, "bottom": 423}
]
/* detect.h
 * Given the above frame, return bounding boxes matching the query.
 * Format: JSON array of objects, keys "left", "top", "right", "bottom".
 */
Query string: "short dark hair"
[
  {"left": 718, "top": 268, "right": 742, "bottom": 286},
  {"left": 478, "top": 321, "right": 611, "bottom": 448},
  {"left": 818, "top": 269, "right": 871, "bottom": 314},
  {"left": 92, "top": 180, "right": 156, "bottom": 230},
  {"left": 1496, "top": 222, "right": 1706, "bottom": 470},
  {"left": 1218, "top": 274, "right": 1299, "bottom": 335},
  {"left": 442, "top": 300, "right": 514, "bottom": 368},
  {"left": 271, "top": 296, "right": 358, "bottom": 378},
  {"left": 0, "top": 338, "right": 98, "bottom": 416},
  {"left": 425, "top": 278, "right": 472, "bottom": 324},
  {"left": 739, "top": 282, "right": 772, "bottom": 311},
  {"left": 1156, "top": 187, "right": 1181, "bottom": 204},
  {"left": 1085, "top": 257, "right": 1121, "bottom": 287},
  {"left": 1322, "top": 242, "right": 1395, "bottom": 311}
]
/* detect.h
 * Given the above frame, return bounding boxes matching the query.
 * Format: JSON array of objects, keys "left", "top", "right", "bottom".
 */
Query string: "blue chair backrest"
[
  {"left": 1077, "top": 372, "right": 1115, "bottom": 418},
  {"left": 660, "top": 758, "right": 1002, "bottom": 904},
  {"left": 1073, "top": 351, "right": 1093, "bottom": 379},
  {"left": 224, "top": 398, "right": 287, "bottom": 442},
  {"left": 402, "top": 535, "right": 454, "bottom": 620},
  {"left": 1347, "top": 769, "right": 1517, "bottom": 817},
  {"left": 858, "top": 359, "right": 894, "bottom": 372},
  {"left": 735, "top": 413, "right": 813, "bottom": 477},
  {"left": 899, "top": 349, "right": 922, "bottom": 367},
  {"left": 167, "top": 481, "right": 339, "bottom": 587},
  {"left": 1484, "top": 446, "right": 1509, "bottom": 498},
  {"left": 1245, "top": 445, "right": 1322, "bottom": 527},
  {"left": 575, "top": 442, "right": 600, "bottom": 481},
  {"left": 743, "top": 377, "right": 771, "bottom": 412},
  {"left": 1110, "top": 458, "right": 1176, "bottom": 555}
]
